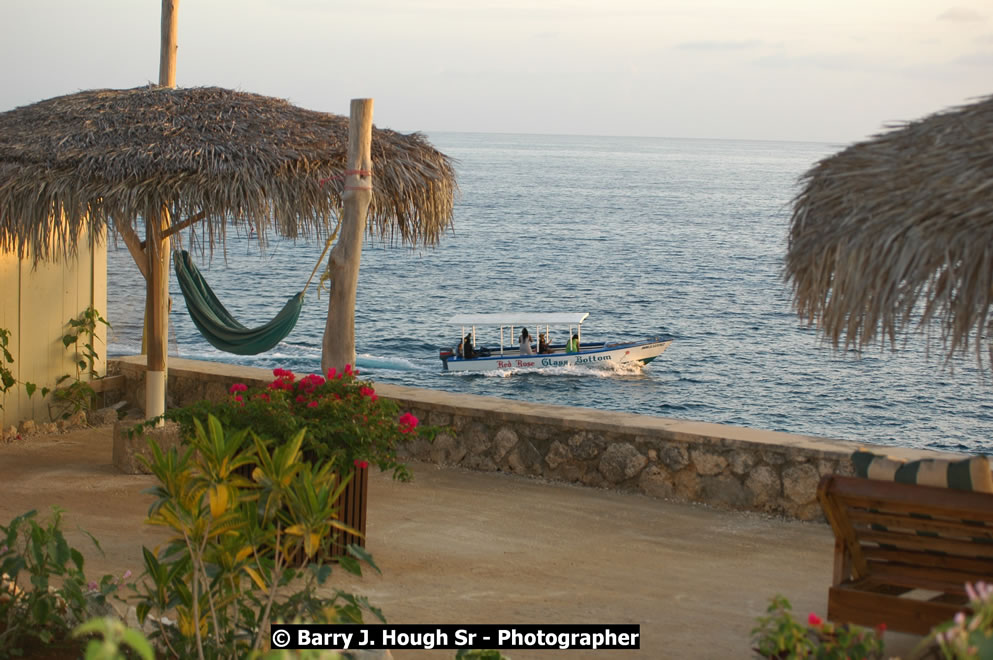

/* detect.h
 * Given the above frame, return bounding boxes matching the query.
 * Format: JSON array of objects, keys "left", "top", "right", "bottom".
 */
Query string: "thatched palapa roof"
[
  {"left": 785, "top": 94, "right": 993, "bottom": 366},
  {"left": 0, "top": 85, "right": 456, "bottom": 258}
]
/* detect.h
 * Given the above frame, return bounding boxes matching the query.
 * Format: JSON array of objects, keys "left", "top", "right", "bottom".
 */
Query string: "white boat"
[{"left": 439, "top": 312, "right": 672, "bottom": 373}]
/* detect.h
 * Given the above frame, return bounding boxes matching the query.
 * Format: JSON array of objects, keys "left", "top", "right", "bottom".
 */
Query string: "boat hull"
[{"left": 441, "top": 338, "right": 672, "bottom": 373}]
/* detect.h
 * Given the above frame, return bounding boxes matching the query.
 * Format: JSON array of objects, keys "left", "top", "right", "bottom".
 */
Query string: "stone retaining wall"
[{"left": 110, "top": 356, "right": 960, "bottom": 521}]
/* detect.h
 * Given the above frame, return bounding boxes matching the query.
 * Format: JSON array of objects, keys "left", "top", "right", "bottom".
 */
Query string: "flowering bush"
[
  {"left": 166, "top": 365, "right": 421, "bottom": 480},
  {"left": 927, "top": 582, "right": 993, "bottom": 659},
  {"left": 751, "top": 595, "right": 886, "bottom": 659}
]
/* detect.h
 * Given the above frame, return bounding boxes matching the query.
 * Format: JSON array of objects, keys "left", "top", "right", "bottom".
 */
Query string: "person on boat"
[
  {"left": 566, "top": 333, "right": 580, "bottom": 353},
  {"left": 519, "top": 328, "right": 534, "bottom": 355},
  {"left": 538, "top": 333, "right": 552, "bottom": 354},
  {"left": 461, "top": 334, "right": 476, "bottom": 359}
]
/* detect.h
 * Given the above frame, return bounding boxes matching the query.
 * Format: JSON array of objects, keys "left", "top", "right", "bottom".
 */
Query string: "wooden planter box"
[{"left": 328, "top": 465, "right": 368, "bottom": 559}]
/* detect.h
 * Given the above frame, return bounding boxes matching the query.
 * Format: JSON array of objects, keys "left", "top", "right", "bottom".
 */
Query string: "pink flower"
[
  {"left": 233, "top": 395, "right": 243, "bottom": 403},
  {"left": 228, "top": 383, "right": 248, "bottom": 394},
  {"left": 808, "top": 613, "right": 823, "bottom": 627},
  {"left": 254, "top": 393, "right": 270, "bottom": 402},
  {"left": 359, "top": 386, "right": 378, "bottom": 401},
  {"left": 344, "top": 364, "right": 353, "bottom": 376},
  {"left": 307, "top": 401, "right": 319, "bottom": 408},
  {"left": 398, "top": 412, "right": 419, "bottom": 434},
  {"left": 295, "top": 394, "right": 307, "bottom": 403},
  {"left": 354, "top": 459, "right": 369, "bottom": 469},
  {"left": 326, "top": 367, "right": 337, "bottom": 380}
]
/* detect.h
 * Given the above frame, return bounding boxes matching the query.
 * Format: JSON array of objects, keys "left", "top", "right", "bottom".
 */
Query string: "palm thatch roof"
[
  {"left": 785, "top": 94, "right": 993, "bottom": 366},
  {"left": 0, "top": 85, "right": 456, "bottom": 259}
]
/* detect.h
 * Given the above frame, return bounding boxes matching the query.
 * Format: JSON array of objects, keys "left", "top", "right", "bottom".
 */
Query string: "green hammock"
[{"left": 173, "top": 250, "right": 304, "bottom": 355}]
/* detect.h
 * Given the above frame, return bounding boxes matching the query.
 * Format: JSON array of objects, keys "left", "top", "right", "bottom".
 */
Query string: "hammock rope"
[{"left": 173, "top": 227, "right": 337, "bottom": 355}]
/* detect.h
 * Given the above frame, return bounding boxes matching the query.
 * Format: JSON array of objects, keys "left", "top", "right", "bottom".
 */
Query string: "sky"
[{"left": 1, "top": 0, "right": 990, "bottom": 144}]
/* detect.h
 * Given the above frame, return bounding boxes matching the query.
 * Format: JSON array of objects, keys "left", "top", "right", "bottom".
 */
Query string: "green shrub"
[
  {"left": 131, "top": 414, "right": 383, "bottom": 659},
  {"left": 0, "top": 507, "right": 117, "bottom": 658},
  {"left": 74, "top": 617, "right": 155, "bottom": 660},
  {"left": 751, "top": 595, "right": 885, "bottom": 659}
]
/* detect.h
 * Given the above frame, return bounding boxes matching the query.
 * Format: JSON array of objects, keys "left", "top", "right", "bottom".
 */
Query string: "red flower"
[
  {"left": 254, "top": 393, "right": 270, "bottom": 402},
  {"left": 808, "top": 613, "right": 823, "bottom": 627},
  {"left": 307, "top": 401, "right": 319, "bottom": 408},
  {"left": 360, "top": 386, "right": 378, "bottom": 401},
  {"left": 228, "top": 383, "right": 248, "bottom": 394},
  {"left": 326, "top": 367, "right": 337, "bottom": 380},
  {"left": 876, "top": 623, "right": 886, "bottom": 633},
  {"left": 295, "top": 394, "right": 307, "bottom": 403},
  {"left": 344, "top": 364, "right": 353, "bottom": 376},
  {"left": 398, "top": 412, "right": 419, "bottom": 434},
  {"left": 354, "top": 459, "right": 369, "bottom": 469},
  {"left": 302, "top": 374, "right": 326, "bottom": 388},
  {"left": 272, "top": 368, "right": 295, "bottom": 380}
]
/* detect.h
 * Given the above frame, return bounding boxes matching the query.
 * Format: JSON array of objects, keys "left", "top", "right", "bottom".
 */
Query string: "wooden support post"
[
  {"left": 141, "top": 0, "right": 178, "bottom": 420},
  {"left": 145, "top": 206, "right": 170, "bottom": 421},
  {"left": 159, "top": 0, "right": 179, "bottom": 88},
  {"left": 321, "top": 98, "right": 374, "bottom": 375}
]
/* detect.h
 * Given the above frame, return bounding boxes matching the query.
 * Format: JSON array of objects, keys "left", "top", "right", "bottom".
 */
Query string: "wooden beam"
[
  {"left": 113, "top": 217, "right": 149, "bottom": 280},
  {"left": 159, "top": 0, "right": 179, "bottom": 88},
  {"left": 88, "top": 375, "right": 125, "bottom": 393},
  {"left": 138, "top": 209, "right": 206, "bottom": 249},
  {"left": 118, "top": 209, "right": 206, "bottom": 282}
]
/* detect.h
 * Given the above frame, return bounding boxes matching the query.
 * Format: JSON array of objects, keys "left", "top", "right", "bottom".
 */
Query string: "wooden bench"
[{"left": 818, "top": 473, "right": 993, "bottom": 635}]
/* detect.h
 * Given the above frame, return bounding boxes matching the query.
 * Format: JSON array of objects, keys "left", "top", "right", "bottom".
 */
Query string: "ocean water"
[{"left": 106, "top": 133, "right": 993, "bottom": 454}]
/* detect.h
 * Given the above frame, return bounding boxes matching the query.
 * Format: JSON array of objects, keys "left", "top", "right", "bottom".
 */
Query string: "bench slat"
[
  {"left": 864, "top": 561, "right": 983, "bottom": 596},
  {"left": 828, "top": 586, "right": 968, "bottom": 636},
  {"left": 848, "top": 509, "right": 993, "bottom": 540},
  {"left": 864, "top": 546, "right": 993, "bottom": 576},
  {"left": 858, "top": 529, "right": 993, "bottom": 560},
  {"left": 832, "top": 485, "right": 993, "bottom": 521}
]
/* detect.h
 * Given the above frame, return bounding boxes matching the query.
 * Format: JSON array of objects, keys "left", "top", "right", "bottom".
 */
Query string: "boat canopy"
[{"left": 447, "top": 313, "right": 589, "bottom": 327}]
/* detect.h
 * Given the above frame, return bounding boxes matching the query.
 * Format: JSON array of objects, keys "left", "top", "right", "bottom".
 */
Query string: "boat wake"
[{"left": 355, "top": 353, "right": 422, "bottom": 373}]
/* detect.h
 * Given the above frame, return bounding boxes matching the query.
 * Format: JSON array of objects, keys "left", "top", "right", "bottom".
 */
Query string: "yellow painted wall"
[{"left": 0, "top": 225, "right": 107, "bottom": 429}]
